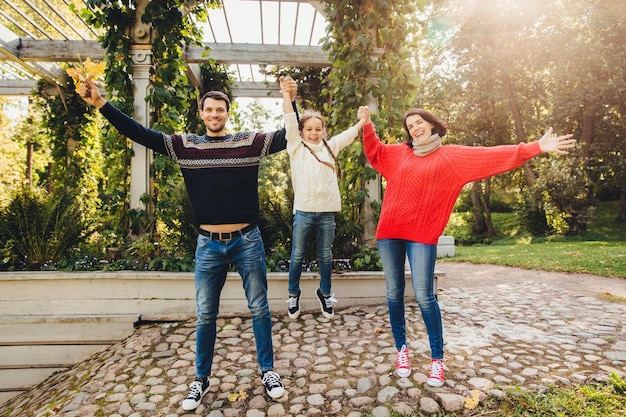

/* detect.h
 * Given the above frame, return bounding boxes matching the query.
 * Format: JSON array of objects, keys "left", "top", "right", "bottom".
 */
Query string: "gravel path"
[{"left": 2, "top": 263, "right": 625, "bottom": 417}]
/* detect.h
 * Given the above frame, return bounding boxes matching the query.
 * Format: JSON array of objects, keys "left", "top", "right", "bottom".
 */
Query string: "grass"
[
  {"left": 435, "top": 200, "right": 626, "bottom": 416},
  {"left": 477, "top": 373, "right": 626, "bottom": 417},
  {"left": 444, "top": 200, "right": 626, "bottom": 279},
  {"left": 377, "top": 372, "right": 626, "bottom": 416},
  {"left": 451, "top": 240, "right": 625, "bottom": 278}
]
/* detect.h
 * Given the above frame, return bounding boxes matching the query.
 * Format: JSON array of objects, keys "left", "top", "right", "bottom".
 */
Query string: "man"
[{"left": 79, "top": 76, "right": 298, "bottom": 411}]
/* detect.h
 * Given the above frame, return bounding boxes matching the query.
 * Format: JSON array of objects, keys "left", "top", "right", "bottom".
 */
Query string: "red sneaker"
[
  {"left": 427, "top": 359, "right": 445, "bottom": 387},
  {"left": 395, "top": 345, "right": 411, "bottom": 377}
]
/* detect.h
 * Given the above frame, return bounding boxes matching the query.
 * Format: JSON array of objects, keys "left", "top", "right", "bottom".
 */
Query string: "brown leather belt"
[{"left": 198, "top": 224, "right": 257, "bottom": 241}]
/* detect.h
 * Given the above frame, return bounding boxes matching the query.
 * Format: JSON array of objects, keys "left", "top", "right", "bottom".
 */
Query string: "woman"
[{"left": 361, "top": 107, "right": 576, "bottom": 387}]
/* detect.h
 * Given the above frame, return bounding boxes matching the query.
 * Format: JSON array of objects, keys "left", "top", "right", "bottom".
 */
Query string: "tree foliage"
[
  {"left": 2, "top": 0, "right": 623, "bottom": 269},
  {"left": 416, "top": 0, "right": 626, "bottom": 238}
]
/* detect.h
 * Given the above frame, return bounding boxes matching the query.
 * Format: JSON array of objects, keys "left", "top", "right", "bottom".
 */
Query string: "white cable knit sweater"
[{"left": 285, "top": 112, "right": 358, "bottom": 213}]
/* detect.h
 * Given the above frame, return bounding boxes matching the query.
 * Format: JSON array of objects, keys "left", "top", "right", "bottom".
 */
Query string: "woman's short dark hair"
[
  {"left": 402, "top": 108, "right": 448, "bottom": 145},
  {"left": 199, "top": 91, "right": 231, "bottom": 112}
]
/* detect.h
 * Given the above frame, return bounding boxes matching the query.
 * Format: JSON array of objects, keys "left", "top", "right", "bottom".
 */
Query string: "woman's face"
[
  {"left": 405, "top": 114, "right": 434, "bottom": 145},
  {"left": 300, "top": 117, "right": 325, "bottom": 145}
]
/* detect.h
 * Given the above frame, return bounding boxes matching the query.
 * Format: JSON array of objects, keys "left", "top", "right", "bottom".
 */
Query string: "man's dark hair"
[{"left": 200, "top": 91, "right": 231, "bottom": 112}]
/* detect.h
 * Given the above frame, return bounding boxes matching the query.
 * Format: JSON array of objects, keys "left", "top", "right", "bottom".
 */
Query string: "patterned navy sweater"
[{"left": 100, "top": 102, "right": 289, "bottom": 226}]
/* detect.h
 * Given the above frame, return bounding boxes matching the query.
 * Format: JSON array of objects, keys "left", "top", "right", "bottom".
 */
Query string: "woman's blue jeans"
[
  {"left": 377, "top": 239, "right": 444, "bottom": 359},
  {"left": 288, "top": 211, "right": 336, "bottom": 296},
  {"left": 193, "top": 227, "right": 273, "bottom": 378}
]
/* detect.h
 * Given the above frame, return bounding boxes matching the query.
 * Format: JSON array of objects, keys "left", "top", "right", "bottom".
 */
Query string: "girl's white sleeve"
[
  {"left": 284, "top": 112, "right": 302, "bottom": 155},
  {"left": 328, "top": 126, "right": 358, "bottom": 154}
]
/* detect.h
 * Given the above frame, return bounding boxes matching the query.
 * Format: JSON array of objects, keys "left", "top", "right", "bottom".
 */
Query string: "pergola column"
[
  {"left": 363, "top": 94, "right": 380, "bottom": 245},
  {"left": 127, "top": 0, "right": 153, "bottom": 235},
  {"left": 129, "top": 47, "right": 153, "bottom": 219}
]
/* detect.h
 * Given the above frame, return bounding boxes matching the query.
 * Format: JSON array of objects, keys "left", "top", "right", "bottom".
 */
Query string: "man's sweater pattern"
[
  {"left": 100, "top": 102, "right": 287, "bottom": 226},
  {"left": 363, "top": 122, "right": 542, "bottom": 245}
]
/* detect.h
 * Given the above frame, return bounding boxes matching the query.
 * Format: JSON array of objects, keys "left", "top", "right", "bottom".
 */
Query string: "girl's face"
[
  {"left": 405, "top": 114, "right": 434, "bottom": 145},
  {"left": 300, "top": 117, "right": 324, "bottom": 145}
]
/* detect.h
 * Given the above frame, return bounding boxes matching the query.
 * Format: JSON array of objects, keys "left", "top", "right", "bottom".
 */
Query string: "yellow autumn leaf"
[
  {"left": 65, "top": 67, "right": 80, "bottom": 80},
  {"left": 464, "top": 389, "right": 480, "bottom": 409},
  {"left": 227, "top": 390, "right": 248, "bottom": 402},
  {"left": 65, "top": 56, "right": 106, "bottom": 94},
  {"left": 82, "top": 58, "right": 106, "bottom": 81}
]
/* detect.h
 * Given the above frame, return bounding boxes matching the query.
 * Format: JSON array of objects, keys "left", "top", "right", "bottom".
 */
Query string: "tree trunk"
[
  {"left": 470, "top": 181, "right": 486, "bottom": 235},
  {"left": 47, "top": 163, "right": 53, "bottom": 193},
  {"left": 619, "top": 185, "right": 626, "bottom": 222},
  {"left": 579, "top": 112, "right": 595, "bottom": 161},
  {"left": 481, "top": 178, "right": 495, "bottom": 238},
  {"left": 26, "top": 142, "right": 33, "bottom": 186},
  {"left": 504, "top": 75, "right": 537, "bottom": 185}
]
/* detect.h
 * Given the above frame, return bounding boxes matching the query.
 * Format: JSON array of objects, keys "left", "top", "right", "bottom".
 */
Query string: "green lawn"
[
  {"left": 444, "top": 201, "right": 626, "bottom": 279},
  {"left": 437, "top": 201, "right": 626, "bottom": 416},
  {"left": 451, "top": 240, "right": 625, "bottom": 278}
]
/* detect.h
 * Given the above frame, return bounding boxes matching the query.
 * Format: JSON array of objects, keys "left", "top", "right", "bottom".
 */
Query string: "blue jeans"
[
  {"left": 288, "top": 211, "right": 336, "bottom": 296},
  {"left": 377, "top": 239, "right": 443, "bottom": 359},
  {"left": 194, "top": 227, "right": 273, "bottom": 378}
]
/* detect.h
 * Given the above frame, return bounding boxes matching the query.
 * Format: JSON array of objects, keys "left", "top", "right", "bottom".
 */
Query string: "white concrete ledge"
[
  {"left": 0, "top": 269, "right": 445, "bottom": 403},
  {"left": 0, "top": 270, "right": 443, "bottom": 320}
]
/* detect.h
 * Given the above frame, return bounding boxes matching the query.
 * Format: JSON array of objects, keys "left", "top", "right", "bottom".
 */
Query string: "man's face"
[{"left": 200, "top": 98, "right": 229, "bottom": 136}]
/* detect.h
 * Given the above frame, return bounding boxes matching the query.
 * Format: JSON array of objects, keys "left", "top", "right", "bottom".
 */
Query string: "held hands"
[
  {"left": 78, "top": 80, "right": 106, "bottom": 109},
  {"left": 357, "top": 105, "right": 371, "bottom": 124},
  {"left": 538, "top": 127, "right": 577, "bottom": 154},
  {"left": 352, "top": 105, "right": 371, "bottom": 133},
  {"left": 279, "top": 76, "right": 297, "bottom": 101}
]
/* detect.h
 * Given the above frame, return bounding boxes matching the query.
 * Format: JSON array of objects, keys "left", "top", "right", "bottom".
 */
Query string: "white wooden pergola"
[
  {"left": 0, "top": 0, "right": 329, "bottom": 96},
  {"left": 0, "top": 0, "right": 380, "bottom": 240}
]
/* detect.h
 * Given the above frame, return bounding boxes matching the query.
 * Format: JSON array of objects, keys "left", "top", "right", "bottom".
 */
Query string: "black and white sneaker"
[
  {"left": 262, "top": 370, "right": 285, "bottom": 399},
  {"left": 286, "top": 291, "right": 301, "bottom": 319},
  {"left": 316, "top": 288, "right": 337, "bottom": 319},
  {"left": 181, "top": 377, "right": 209, "bottom": 411}
]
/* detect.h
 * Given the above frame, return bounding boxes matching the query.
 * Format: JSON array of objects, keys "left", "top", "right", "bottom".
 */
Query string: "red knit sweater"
[{"left": 363, "top": 122, "right": 542, "bottom": 245}]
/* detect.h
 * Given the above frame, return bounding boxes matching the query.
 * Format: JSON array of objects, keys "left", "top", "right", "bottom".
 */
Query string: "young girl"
[{"left": 281, "top": 78, "right": 368, "bottom": 319}]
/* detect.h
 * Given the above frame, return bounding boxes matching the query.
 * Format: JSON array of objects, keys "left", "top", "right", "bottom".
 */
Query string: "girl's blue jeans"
[
  {"left": 377, "top": 238, "right": 444, "bottom": 359},
  {"left": 193, "top": 227, "right": 273, "bottom": 378},
  {"left": 288, "top": 210, "right": 336, "bottom": 296}
]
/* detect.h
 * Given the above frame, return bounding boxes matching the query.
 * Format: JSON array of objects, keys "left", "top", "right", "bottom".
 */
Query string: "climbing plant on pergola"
[{"left": 5, "top": 0, "right": 421, "bottom": 268}]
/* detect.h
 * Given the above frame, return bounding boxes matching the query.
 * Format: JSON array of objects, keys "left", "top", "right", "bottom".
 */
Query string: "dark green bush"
[{"left": 0, "top": 187, "right": 89, "bottom": 270}]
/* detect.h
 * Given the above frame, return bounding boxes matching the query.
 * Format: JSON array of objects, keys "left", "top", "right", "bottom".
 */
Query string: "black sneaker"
[
  {"left": 181, "top": 377, "right": 209, "bottom": 411},
  {"left": 316, "top": 288, "right": 337, "bottom": 319},
  {"left": 262, "top": 370, "right": 285, "bottom": 399},
  {"left": 286, "top": 291, "right": 301, "bottom": 319}
]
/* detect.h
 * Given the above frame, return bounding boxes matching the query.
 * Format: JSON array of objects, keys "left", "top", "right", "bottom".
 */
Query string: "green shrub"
[
  {"left": 0, "top": 187, "right": 89, "bottom": 270},
  {"left": 350, "top": 246, "right": 382, "bottom": 271}
]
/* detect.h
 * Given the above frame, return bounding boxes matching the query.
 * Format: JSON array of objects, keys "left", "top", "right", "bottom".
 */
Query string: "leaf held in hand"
[{"left": 65, "top": 56, "right": 106, "bottom": 95}]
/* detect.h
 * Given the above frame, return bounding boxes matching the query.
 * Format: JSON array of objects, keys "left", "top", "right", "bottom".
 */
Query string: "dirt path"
[{"left": 436, "top": 261, "right": 626, "bottom": 299}]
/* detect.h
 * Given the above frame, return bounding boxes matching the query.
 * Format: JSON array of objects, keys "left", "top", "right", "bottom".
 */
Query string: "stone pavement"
[{"left": 1, "top": 263, "right": 625, "bottom": 417}]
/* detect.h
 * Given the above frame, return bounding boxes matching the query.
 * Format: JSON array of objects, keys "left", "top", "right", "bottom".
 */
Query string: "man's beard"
[{"left": 206, "top": 122, "right": 226, "bottom": 134}]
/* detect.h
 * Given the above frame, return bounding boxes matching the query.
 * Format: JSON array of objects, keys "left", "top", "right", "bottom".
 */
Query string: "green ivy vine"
[
  {"left": 34, "top": 79, "right": 102, "bottom": 219},
  {"left": 35, "top": 0, "right": 421, "bottom": 264},
  {"left": 324, "top": 0, "right": 420, "bottom": 248},
  {"left": 323, "top": 0, "right": 419, "bottom": 136},
  {"left": 81, "top": 1, "right": 221, "bottom": 243}
]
